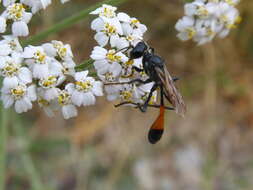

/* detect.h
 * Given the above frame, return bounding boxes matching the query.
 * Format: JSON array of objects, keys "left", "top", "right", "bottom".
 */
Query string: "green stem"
[
  {"left": 75, "top": 59, "right": 94, "bottom": 71},
  {"left": 23, "top": 0, "right": 128, "bottom": 46},
  {"left": 0, "top": 108, "right": 8, "bottom": 190},
  {"left": 13, "top": 118, "right": 44, "bottom": 190}
]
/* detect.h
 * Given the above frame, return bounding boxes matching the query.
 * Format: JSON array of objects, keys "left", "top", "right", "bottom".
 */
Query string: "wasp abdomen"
[{"left": 148, "top": 129, "right": 164, "bottom": 144}]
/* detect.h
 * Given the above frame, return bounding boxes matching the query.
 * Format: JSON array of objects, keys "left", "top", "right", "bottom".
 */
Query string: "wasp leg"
[
  {"left": 104, "top": 78, "right": 152, "bottom": 86},
  {"left": 114, "top": 102, "right": 174, "bottom": 110},
  {"left": 116, "top": 45, "right": 133, "bottom": 54},
  {"left": 132, "top": 66, "right": 144, "bottom": 72},
  {"left": 172, "top": 77, "right": 180, "bottom": 82},
  {"left": 160, "top": 85, "right": 164, "bottom": 106},
  {"left": 140, "top": 84, "right": 159, "bottom": 112}
]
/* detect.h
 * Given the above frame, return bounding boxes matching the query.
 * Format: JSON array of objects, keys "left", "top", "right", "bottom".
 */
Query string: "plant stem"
[
  {"left": 75, "top": 59, "right": 94, "bottom": 71},
  {"left": 13, "top": 118, "right": 44, "bottom": 190},
  {"left": 23, "top": 0, "right": 128, "bottom": 46},
  {"left": 0, "top": 107, "right": 8, "bottom": 190}
]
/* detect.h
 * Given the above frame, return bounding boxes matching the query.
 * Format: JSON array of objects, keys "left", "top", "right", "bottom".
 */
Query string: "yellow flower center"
[
  {"left": 75, "top": 80, "right": 93, "bottom": 92},
  {"left": 225, "top": 0, "right": 235, "bottom": 6},
  {"left": 197, "top": 6, "right": 209, "bottom": 18},
  {"left": 11, "top": 84, "right": 26, "bottom": 100},
  {"left": 40, "top": 76, "right": 57, "bottom": 88},
  {"left": 34, "top": 51, "right": 46, "bottom": 64},
  {"left": 38, "top": 98, "right": 50, "bottom": 107},
  {"left": 106, "top": 50, "right": 121, "bottom": 62},
  {"left": 103, "top": 23, "right": 117, "bottom": 36},
  {"left": 58, "top": 90, "right": 71, "bottom": 106},
  {"left": 130, "top": 19, "right": 140, "bottom": 28},
  {"left": 126, "top": 35, "right": 134, "bottom": 42},
  {"left": 58, "top": 47, "right": 67, "bottom": 59},
  {"left": 100, "top": 7, "right": 115, "bottom": 18},
  {"left": 53, "top": 41, "right": 67, "bottom": 59},
  {"left": 7, "top": 3, "right": 25, "bottom": 21},
  {"left": 105, "top": 72, "right": 115, "bottom": 82},
  {"left": 2, "top": 61, "right": 20, "bottom": 77},
  {"left": 186, "top": 27, "right": 196, "bottom": 39},
  {"left": 125, "top": 59, "right": 134, "bottom": 66},
  {"left": 120, "top": 90, "right": 133, "bottom": 101}
]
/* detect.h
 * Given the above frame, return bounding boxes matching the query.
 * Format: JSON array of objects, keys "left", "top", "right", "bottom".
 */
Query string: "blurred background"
[{"left": 4, "top": 0, "right": 253, "bottom": 189}]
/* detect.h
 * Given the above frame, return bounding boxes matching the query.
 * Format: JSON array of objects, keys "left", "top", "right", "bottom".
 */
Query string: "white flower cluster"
[
  {"left": 90, "top": 4, "right": 157, "bottom": 106},
  {"left": 175, "top": 0, "right": 241, "bottom": 45},
  {"left": 0, "top": 0, "right": 71, "bottom": 37},
  {"left": 0, "top": 39, "right": 103, "bottom": 119},
  {"left": 0, "top": 0, "right": 104, "bottom": 120}
]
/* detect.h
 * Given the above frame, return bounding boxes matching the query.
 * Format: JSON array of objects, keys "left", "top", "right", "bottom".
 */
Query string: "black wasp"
[{"left": 106, "top": 41, "right": 186, "bottom": 144}]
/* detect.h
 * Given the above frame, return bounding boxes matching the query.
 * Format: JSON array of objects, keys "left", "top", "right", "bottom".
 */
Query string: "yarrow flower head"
[
  {"left": 0, "top": 0, "right": 72, "bottom": 37},
  {"left": 90, "top": 4, "right": 157, "bottom": 107},
  {"left": 175, "top": 0, "right": 241, "bottom": 45},
  {"left": 0, "top": 0, "right": 108, "bottom": 120}
]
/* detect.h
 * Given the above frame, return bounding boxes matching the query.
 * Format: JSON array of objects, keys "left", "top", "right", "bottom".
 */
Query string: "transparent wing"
[{"left": 155, "top": 66, "right": 186, "bottom": 117}]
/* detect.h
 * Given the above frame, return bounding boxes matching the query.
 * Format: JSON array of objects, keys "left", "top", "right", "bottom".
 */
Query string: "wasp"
[{"left": 105, "top": 41, "right": 186, "bottom": 144}]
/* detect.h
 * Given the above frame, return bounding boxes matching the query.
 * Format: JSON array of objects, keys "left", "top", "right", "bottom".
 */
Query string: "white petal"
[
  {"left": 94, "top": 32, "right": 109, "bottom": 47},
  {"left": 42, "top": 43, "right": 57, "bottom": 57},
  {"left": 3, "top": 77, "right": 19, "bottom": 88},
  {"left": 75, "top": 71, "right": 88, "bottom": 81},
  {"left": 117, "top": 12, "right": 130, "bottom": 22},
  {"left": 62, "top": 104, "right": 77, "bottom": 119},
  {"left": 27, "top": 85, "right": 37, "bottom": 101},
  {"left": 44, "top": 88, "right": 59, "bottom": 101},
  {"left": 12, "top": 21, "right": 29, "bottom": 37},
  {"left": 71, "top": 90, "right": 84, "bottom": 107},
  {"left": 0, "top": 17, "right": 7, "bottom": 33},
  {"left": 0, "top": 43, "right": 11, "bottom": 56},
  {"left": 91, "top": 17, "right": 104, "bottom": 31},
  {"left": 1, "top": 94, "right": 14, "bottom": 108},
  {"left": 18, "top": 67, "right": 32, "bottom": 84},
  {"left": 14, "top": 97, "right": 32, "bottom": 113},
  {"left": 33, "top": 64, "right": 49, "bottom": 79},
  {"left": 82, "top": 92, "right": 96, "bottom": 106},
  {"left": 92, "top": 81, "right": 103, "bottom": 96}
]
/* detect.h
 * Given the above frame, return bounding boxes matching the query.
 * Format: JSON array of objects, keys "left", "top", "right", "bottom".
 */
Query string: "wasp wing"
[{"left": 155, "top": 66, "right": 186, "bottom": 117}]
